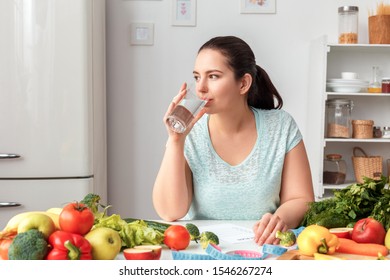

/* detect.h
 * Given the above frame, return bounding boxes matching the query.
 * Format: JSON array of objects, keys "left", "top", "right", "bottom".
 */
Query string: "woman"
[{"left": 153, "top": 36, "right": 314, "bottom": 245}]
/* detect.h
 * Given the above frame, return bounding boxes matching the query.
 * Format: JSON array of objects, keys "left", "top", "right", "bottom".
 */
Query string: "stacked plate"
[{"left": 326, "top": 78, "right": 369, "bottom": 93}]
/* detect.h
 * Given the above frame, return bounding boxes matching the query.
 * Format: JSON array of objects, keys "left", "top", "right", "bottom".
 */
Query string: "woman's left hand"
[{"left": 252, "top": 213, "right": 288, "bottom": 245}]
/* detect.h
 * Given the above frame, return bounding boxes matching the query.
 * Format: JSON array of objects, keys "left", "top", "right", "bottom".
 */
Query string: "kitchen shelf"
[
  {"left": 325, "top": 138, "right": 390, "bottom": 143},
  {"left": 306, "top": 35, "right": 390, "bottom": 198}
]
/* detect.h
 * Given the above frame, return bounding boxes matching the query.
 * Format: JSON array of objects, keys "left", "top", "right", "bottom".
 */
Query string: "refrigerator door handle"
[
  {"left": 0, "top": 153, "right": 21, "bottom": 159},
  {"left": 0, "top": 202, "right": 22, "bottom": 208}
]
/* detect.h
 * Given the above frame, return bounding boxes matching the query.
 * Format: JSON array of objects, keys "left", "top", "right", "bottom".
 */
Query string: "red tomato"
[
  {"left": 351, "top": 217, "right": 386, "bottom": 244},
  {"left": 0, "top": 232, "right": 16, "bottom": 260},
  {"left": 59, "top": 202, "right": 95, "bottom": 235},
  {"left": 163, "top": 225, "right": 190, "bottom": 250}
]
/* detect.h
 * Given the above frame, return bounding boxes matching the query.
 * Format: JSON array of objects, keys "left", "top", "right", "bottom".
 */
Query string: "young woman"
[{"left": 153, "top": 36, "right": 314, "bottom": 245}]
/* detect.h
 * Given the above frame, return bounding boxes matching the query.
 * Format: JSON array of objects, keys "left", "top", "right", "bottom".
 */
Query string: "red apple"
[
  {"left": 351, "top": 217, "right": 386, "bottom": 244},
  {"left": 123, "top": 245, "right": 162, "bottom": 260},
  {"left": 329, "top": 227, "right": 353, "bottom": 239}
]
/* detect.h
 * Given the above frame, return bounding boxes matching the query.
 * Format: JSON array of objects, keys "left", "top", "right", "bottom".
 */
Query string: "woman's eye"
[{"left": 209, "top": 74, "right": 218, "bottom": 79}]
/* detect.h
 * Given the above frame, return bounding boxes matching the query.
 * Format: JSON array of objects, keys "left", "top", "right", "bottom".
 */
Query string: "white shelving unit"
[{"left": 306, "top": 35, "right": 390, "bottom": 198}]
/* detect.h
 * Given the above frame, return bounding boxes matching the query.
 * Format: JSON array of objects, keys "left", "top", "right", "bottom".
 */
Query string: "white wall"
[{"left": 106, "top": 0, "right": 376, "bottom": 218}]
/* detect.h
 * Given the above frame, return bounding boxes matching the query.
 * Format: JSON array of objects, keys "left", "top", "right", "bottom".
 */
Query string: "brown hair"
[{"left": 198, "top": 36, "right": 283, "bottom": 110}]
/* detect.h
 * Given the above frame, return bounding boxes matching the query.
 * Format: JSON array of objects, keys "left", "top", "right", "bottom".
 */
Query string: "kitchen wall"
[{"left": 105, "top": 0, "right": 377, "bottom": 218}]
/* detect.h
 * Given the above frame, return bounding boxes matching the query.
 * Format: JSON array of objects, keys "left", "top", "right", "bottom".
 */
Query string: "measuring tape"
[{"left": 172, "top": 244, "right": 268, "bottom": 260}]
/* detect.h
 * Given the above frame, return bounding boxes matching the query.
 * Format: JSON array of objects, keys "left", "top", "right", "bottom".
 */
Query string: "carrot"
[{"left": 336, "top": 238, "right": 389, "bottom": 257}]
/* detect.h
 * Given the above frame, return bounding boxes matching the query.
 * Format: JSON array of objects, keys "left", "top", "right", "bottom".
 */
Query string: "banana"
[{"left": 3, "top": 211, "right": 60, "bottom": 232}]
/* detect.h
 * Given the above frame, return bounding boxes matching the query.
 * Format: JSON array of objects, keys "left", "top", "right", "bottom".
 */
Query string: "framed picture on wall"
[
  {"left": 240, "top": 0, "right": 276, "bottom": 14},
  {"left": 172, "top": 0, "right": 197, "bottom": 26}
]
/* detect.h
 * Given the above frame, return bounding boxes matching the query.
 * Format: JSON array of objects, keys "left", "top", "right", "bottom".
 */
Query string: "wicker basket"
[
  {"left": 352, "top": 120, "right": 374, "bottom": 139},
  {"left": 352, "top": 147, "right": 382, "bottom": 183}
]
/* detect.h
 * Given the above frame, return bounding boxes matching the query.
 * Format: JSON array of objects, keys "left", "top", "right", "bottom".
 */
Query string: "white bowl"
[{"left": 341, "top": 72, "right": 358, "bottom": 79}]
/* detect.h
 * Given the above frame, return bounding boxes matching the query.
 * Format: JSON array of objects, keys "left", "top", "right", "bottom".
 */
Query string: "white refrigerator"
[{"left": 0, "top": 0, "right": 107, "bottom": 228}]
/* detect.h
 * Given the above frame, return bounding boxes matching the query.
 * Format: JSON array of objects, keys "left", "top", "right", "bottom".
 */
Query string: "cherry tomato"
[
  {"left": 59, "top": 202, "right": 94, "bottom": 235},
  {"left": 0, "top": 232, "right": 16, "bottom": 260},
  {"left": 163, "top": 225, "right": 190, "bottom": 250}
]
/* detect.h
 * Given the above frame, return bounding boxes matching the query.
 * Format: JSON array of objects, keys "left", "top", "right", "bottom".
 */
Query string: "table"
[{"left": 116, "top": 220, "right": 268, "bottom": 260}]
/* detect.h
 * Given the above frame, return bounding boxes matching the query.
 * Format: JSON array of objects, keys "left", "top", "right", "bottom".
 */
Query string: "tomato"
[
  {"left": 59, "top": 202, "right": 95, "bottom": 235},
  {"left": 351, "top": 217, "right": 386, "bottom": 244},
  {"left": 163, "top": 225, "right": 191, "bottom": 250},
  {"left": 0, "top": 232, "right": 16, "bottom": 260}
]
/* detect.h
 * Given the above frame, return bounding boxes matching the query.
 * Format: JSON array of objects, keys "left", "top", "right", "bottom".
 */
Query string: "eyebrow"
[{"left": 193, "top": 69, "right": 224, "bottom": 75}]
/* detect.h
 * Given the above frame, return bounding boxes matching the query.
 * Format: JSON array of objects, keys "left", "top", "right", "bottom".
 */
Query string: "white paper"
[{"left": 198, "top": 223, "right": 255, "bottom": 244}]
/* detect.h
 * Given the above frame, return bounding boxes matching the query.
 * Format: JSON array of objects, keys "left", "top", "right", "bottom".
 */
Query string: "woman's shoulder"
[{"left": 252, "top": 107, "right": 295, "bottom": 122}]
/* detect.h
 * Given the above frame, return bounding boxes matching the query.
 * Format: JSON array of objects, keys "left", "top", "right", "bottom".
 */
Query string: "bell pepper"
[
  {"left": 46, "top": 230, "right": 92, "bottom": 260},
  {"left": 296, "top": 225, "right": 339, "bottom": 257}
]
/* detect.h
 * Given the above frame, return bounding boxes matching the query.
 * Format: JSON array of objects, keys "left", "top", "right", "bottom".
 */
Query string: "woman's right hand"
[{"left": 164, "top": 82, "right": 206, "bottom": 138}]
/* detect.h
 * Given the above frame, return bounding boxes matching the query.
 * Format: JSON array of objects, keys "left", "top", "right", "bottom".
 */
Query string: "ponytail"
[{"left": 248, "top": 65, "right": 283, "bottom": 110}]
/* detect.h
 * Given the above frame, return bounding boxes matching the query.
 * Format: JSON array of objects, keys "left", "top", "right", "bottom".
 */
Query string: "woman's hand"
[
  {"left": 252, "top": 213, "right": 288, "bottom": 246},
  {"left": 164, "top": 82, "right": 206, "bottom": 138}
]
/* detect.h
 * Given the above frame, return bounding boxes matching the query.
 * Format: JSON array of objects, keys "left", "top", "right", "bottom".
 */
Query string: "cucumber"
[{"left": 123, "top": 218, "right": 171, "bottom": 233}]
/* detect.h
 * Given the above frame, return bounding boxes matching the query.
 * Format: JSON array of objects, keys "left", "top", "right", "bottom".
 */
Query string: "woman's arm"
[
  {"left": 253, "top": 140, "right": 314, "bottom": 245},
  {"left": 152, "top": 138, "right": 193, "bottom": 221}
]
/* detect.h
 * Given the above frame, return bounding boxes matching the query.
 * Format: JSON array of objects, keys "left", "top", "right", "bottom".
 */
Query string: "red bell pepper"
[{"left": 46, "top": 230, "right": 92, "bottom": 260}]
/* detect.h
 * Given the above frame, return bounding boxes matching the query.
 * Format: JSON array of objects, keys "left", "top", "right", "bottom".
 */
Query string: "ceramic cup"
[{"left": 341, "top": 72, "right": 358, "bottom": 79}]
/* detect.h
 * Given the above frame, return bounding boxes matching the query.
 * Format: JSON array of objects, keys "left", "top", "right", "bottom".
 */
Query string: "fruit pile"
[
  {"left": 0, "top": 202, "right": 122, "bottom": 260},
  {"left": 0, "top": 194, "right": 220, "bottom": 260}
]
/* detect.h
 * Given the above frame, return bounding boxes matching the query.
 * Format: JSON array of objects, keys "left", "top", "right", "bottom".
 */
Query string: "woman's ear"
[{"left": 239, "top": 73, "right": 252, "bottom": 95}]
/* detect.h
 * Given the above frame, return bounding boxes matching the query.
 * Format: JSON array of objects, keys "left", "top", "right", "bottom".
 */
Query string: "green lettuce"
[{"left": 92, "top": 214, "right": 165, "bottom": 248}]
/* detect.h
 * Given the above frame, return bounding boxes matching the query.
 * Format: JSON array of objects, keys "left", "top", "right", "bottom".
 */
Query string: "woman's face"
[{"left": 193, "top": 48, "right": 245, "bottom": 114}]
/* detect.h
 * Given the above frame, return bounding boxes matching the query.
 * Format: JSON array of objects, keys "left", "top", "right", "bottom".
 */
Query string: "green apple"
[
  {"left": 17, "top": 213, "right": 56, "bottom": 239},
  {"left": 84, "top": 227, "right": 122, "bottom": 260}
]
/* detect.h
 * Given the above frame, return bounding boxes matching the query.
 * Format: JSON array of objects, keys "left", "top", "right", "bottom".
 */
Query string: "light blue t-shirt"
[{"left": 183, "top": 107, "right": 302, "bottom": 220}]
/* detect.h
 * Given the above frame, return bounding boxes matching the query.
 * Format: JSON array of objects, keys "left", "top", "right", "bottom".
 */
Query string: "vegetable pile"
[
  {"left": 301, "top": 176, "right": 390, "bottom": 230},
  {"left": 0, "top": 193, "right": 220, "bottom": 260}
]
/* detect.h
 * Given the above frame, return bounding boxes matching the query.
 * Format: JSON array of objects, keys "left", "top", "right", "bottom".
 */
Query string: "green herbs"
[{"left": 302, "top": 176, "right": 390, "bottom": 230}]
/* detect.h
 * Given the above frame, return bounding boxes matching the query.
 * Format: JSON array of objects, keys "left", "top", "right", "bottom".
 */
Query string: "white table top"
[{"left": 117, "top": 220, "right": 266, "bottom": 260}]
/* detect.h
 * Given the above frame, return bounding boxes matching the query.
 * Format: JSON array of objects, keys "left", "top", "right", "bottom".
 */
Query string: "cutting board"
[{"left": 276, "top": 250, "right": 378, "bottom": 260}]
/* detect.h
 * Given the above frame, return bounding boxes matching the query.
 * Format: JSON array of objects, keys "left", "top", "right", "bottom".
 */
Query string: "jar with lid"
[
  {"left": 326, "top": 99, "right": 353, "bottom": 138},
  {"left": 382, "top": 78, "right": 390, "bottom": 93},
  {"left": 323, "top": 154, "right": 347, "bottom": 185},
  {"left": 338, "top": 6, "right": 359, "bottom": 44},
  {"left": 373, "top": 126, "right": 382, "bottom": 138},
  {"left": 383, "top": 127, "right": 390, "bottom": 138}
]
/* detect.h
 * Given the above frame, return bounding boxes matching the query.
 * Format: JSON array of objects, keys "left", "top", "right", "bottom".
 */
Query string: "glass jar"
[
  {"left": 338, "top": 6, "right": 359, "bottom": 44},
  {"left": 326, "top": 99, "right": 353, "bottom": 138},
  {"left": 382, "top": 78, "right": 390, "bottom": 93},
  {"left": 373, "top": 126, "right": 383, "bottom": 138},
  {"left": 323, "top": 154, "right": 347, "bottom": 185},
  {"left": 383, "top": 127, "right": 390, "bottom": 138}
]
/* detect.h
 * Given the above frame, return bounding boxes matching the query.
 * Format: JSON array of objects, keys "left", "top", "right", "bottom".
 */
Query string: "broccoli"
[
  {"left": 185, "top": 223, "right": 200, "bottom": 243},
  {"left": 275, "top": 230, "right": 296, "bottom": 247},
  {"left": 199, "top": 231, "right": 219, "bottom": 249},
  {"left": 8, "top": 229, "right": 48, "bottom": 260},
  {"left": 80, "top": 193, "right": 111, "bottom": 222},
  {"left": 80, "top": 193, "right": 103, "bottom": 214}
]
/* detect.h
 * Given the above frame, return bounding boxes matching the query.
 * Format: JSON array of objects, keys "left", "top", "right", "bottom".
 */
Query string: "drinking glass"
[{"left": 166, "top": 83, "right": 207, "bottom": 133}]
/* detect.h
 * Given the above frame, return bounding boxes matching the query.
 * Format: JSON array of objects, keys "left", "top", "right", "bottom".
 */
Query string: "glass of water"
[{"left": 166, "top": 83, "right": 207, "bottom": 133}]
